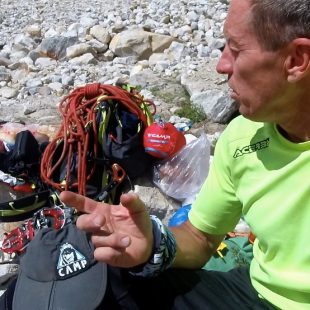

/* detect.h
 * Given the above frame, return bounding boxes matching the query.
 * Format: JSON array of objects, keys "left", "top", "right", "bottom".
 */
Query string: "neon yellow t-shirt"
[{"left": 189, "top": 116, "right": 310, "bottom": 310}]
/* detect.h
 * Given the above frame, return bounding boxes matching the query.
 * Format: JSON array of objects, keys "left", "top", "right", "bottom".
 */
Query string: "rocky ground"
[
  {"left": 0, "top": 0, "right": 236, "bottom": 290},
  {"left": 0, "top": 0, "right": 233, "bottom": 130}
]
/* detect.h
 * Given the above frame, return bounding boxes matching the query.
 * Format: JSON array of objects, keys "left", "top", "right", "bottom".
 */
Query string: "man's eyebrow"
[
  {"left": 225, "top": 36, "right": 240, "bottom": 47},
  {"left": 223, "top": 28, "right": 237, "bottom": 43}
]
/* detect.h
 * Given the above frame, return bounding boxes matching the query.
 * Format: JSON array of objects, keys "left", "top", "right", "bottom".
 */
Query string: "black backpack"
[{"left": 0, "top": 129, "right": 50, "bottom": 221}]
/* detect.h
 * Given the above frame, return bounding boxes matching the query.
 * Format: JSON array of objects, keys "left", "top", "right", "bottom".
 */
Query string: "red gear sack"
[{"left": 143, "top": 121, "right": 186, "bottom": 159}]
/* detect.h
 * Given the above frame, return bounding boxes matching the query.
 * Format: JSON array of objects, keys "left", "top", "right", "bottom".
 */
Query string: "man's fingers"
[
  {"left": 92, "top": 233, "right": 131, "bottom": 249},
  {"left": 60, "top": 191, "right": 146, "bottom": 217},
  {"left": 120, "top": 192, "right": 146, "bottom": 214},
  {"left": 91, "top": 234, "right": 132, "bottom": 267},
  {"left": 60, "top": 191, "right": 102, "bottom": 213},
  {"left": 76, "top": 212, "right": 106, "bottom": 232}
]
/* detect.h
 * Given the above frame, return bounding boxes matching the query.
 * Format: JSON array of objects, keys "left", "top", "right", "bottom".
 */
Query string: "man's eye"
[{"left": 230, "top": 47, "right": 240, "bottom": 55}]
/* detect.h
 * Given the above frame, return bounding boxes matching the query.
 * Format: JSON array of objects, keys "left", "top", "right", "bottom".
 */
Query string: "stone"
[
  {"left": 0, "top": 87, "right": 18, "bottom": 99},
  {"left": 90, "top": 25, "right": 111, "bottom": 44}
]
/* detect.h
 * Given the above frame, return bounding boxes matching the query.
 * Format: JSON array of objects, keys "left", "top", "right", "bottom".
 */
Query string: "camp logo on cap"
[{"left": 57, "top": 242, "right": 88, "bottom": 278}]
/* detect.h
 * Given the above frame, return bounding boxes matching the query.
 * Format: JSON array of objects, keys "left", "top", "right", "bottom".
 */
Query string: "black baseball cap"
[{"left": 12, "top": 223, "right": 107, "bottom": 310}]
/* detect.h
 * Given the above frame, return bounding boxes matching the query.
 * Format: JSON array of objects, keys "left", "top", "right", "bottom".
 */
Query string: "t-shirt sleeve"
[{"left": 188, "top": 129, "right": 243, "bottom": 235}]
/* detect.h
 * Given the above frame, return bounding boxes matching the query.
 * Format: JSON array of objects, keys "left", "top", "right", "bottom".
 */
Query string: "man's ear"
[{"left": 285, "top": 38, "right": 310, "bottom": 83}]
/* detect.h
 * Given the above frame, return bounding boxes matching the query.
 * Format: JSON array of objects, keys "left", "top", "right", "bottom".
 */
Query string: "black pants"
[
  {"left": 1, "top": 267, "right": 275, "bottom": 310},
  {"left": 100, "top": 266, "right": 275, "bottom": 310}
]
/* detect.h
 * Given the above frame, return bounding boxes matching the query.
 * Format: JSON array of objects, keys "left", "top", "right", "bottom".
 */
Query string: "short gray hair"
[{"left": 250, "top": 0, "right": 310, "bottom": 50}]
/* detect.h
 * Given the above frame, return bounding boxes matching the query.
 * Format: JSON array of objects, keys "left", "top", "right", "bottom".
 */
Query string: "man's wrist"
[{"left": 129, "top": 215, "right": 177, "bottom": 277}]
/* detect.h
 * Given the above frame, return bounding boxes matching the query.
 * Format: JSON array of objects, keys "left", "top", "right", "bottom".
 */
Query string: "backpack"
[
  {"left": 0, "top": 129, "right": 50, "bottom": 222},
  {"left": 40, "top": 83, "right": 155, "bottom": 203},
  {"left": 0, "top": 129, "right": 41, "bottom": 177},
  {"left": 203, "top": 236, "right": 254, "bottom": 272}
]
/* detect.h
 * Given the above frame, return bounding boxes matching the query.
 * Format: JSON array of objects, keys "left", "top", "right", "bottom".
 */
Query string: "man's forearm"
[{"left": 170, "top": 220, "right": 225, "bottom": 269}]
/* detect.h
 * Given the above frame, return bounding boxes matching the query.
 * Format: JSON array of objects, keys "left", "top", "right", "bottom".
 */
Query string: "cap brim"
[{"left": 13, "top": 261, "right": 107, "bottom": 310}]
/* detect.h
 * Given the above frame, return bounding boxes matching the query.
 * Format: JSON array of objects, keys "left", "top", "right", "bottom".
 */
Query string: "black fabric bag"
[
  {"left": 0, "top": 130, "right": 49, "bottom": 222},
  {"left": 7, "top": 130, "right": 40, "bottom": 176},
  {"left": 101, "top": 105, "right": 153, "bottom": 179}
]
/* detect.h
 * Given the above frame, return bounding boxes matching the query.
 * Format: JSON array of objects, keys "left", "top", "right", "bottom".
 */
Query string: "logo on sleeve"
[
  {"left": 57, "top": 243, "right": 88, "bottom": 278},
  {"left": 233, "top": 138, "right": 269, "bottom": 158}
]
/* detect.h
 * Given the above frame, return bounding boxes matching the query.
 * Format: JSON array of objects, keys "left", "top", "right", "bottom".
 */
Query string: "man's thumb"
[{"left": 120, "top": 192, "right": 146, "bottom": 214}]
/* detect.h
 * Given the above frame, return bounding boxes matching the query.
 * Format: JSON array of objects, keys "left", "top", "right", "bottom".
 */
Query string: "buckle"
[{"left": 1, "top": 205, "right": 75, "bottom": 255}]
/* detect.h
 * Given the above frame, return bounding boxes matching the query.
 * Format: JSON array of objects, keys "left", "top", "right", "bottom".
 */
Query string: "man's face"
[{"left": 216, "top": 0, "right": 290, "bottom": 123}]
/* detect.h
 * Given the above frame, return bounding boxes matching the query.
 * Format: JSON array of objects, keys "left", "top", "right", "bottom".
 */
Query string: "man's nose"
[{"left": 216, "top": 45, "right": 233, "bottom": 75}]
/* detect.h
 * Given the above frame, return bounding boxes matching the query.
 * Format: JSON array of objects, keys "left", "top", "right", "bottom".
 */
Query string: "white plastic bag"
[{"left": 153, "top": 133, "right": 210, "bottom": 201}]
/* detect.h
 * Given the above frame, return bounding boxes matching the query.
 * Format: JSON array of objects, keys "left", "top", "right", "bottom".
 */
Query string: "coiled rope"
[{"left": 40, "top": 83, "right": 155, "bottom": 196}]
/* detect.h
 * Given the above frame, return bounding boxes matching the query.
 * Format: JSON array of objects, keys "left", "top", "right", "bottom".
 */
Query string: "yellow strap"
[
  {"left": 140, "top": 101, "right": 154, "bottom": 126},
  {"left": 0, "top": 200, "right": 46, "bottom": 217},
  {"left": 216, "top": 242, "right": 227, "bottom": 258}
]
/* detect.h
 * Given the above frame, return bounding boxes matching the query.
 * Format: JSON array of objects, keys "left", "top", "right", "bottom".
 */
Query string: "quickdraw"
[
  {"left": 1, "top": 205, "right": 74, "bottom": 255},
  {"left": 96, "top": 163, "right": 126, "bottom": 202}
]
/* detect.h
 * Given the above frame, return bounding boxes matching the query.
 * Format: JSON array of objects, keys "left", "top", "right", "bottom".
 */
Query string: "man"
[
  {"left": 2, "top": 0, "right": 309, "bottom": 309},
  {"left": 59, "top": 0, "right": 310, "bottom": 309}
]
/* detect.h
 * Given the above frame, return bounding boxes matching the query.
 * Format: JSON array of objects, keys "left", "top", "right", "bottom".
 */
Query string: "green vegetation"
[
  {"left": 150, "top": 86, "right": 176, "bottom": 103},
  {"left": 175, "top": 101, "right": 207, "bottom": 123},
  {"left": 150, "top": 85, "right": 207, "bottom": 124}
]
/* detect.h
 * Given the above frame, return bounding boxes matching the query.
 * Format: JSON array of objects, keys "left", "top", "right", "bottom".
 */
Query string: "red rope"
[{"left": 40, "top": 83, "right": 156, "bottom": 196}]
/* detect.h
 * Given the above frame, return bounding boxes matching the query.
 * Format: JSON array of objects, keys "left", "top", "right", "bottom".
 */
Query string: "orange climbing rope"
[{"left": 40, "top": 83, "right": 155, "bottom": 196}]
